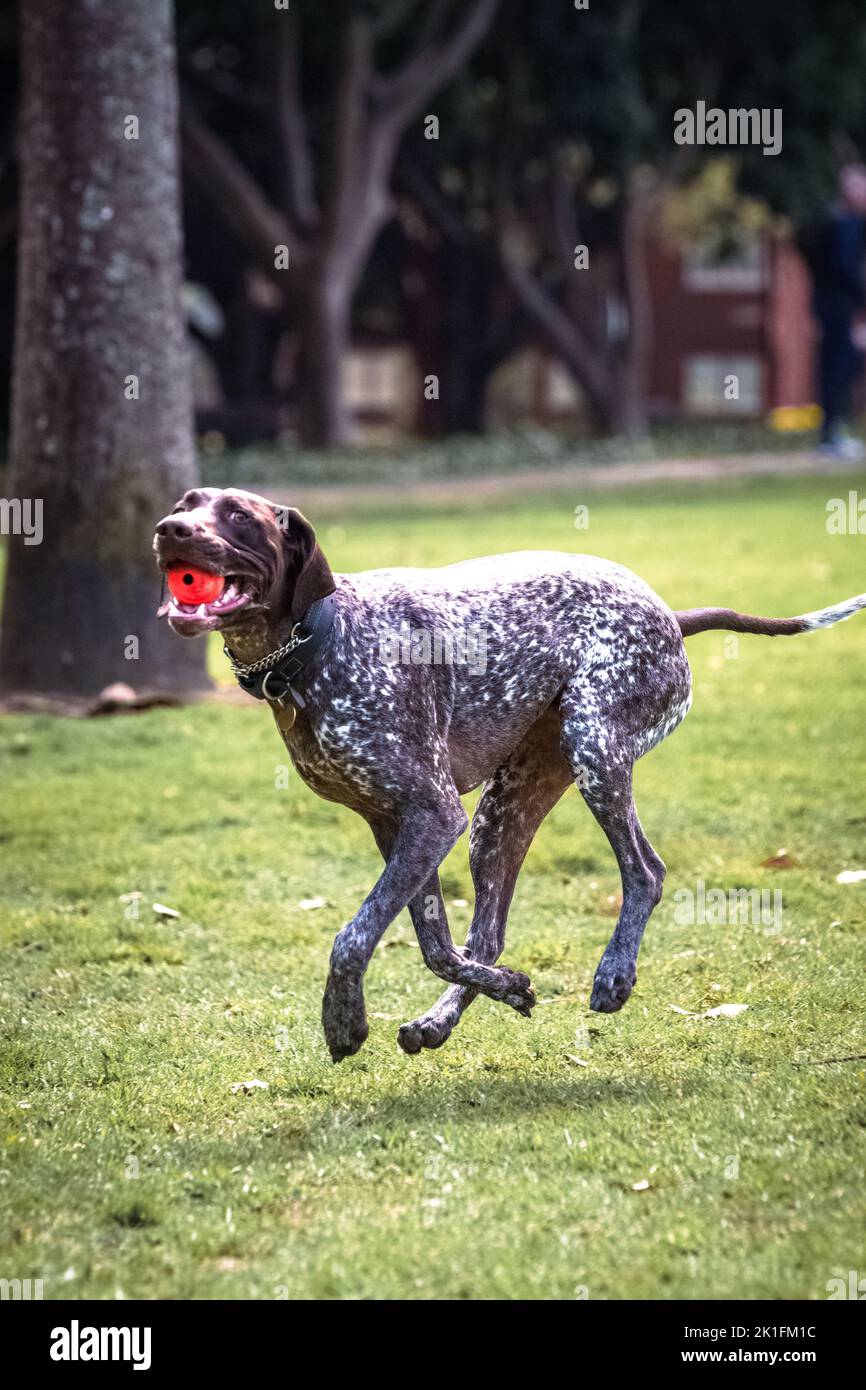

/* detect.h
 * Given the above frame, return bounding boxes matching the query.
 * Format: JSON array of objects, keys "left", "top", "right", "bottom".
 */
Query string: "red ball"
[{"left": 166, "top": 563, "right": 225, "bottom": 605}]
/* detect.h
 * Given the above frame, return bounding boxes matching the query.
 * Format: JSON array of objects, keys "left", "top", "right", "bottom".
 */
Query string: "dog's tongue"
[{"left": 166, "top": 563, "right": 225, "bottom": 606}]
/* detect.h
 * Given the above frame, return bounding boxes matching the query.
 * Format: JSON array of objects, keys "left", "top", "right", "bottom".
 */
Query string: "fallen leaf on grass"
[
  {"left": 762, "top": 848, "right": 797, "bottom": 869},
  {"left": 836, "top": 869, "right": 866, "bottom": 884},
  {"left": 229, "top": 1079, "right": 269, "bottom": 1095},
  {"left": 669, "top": 1003, "right": 748, "bottom": 1019}
]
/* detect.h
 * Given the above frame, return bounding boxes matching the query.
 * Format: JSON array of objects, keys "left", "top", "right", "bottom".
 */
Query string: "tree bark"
[
  {"left": 0, "top": 0, "right": 207, "bottom": 698},
  {"left": 296, "top": 278, "right": 352, "bottom": 448}
]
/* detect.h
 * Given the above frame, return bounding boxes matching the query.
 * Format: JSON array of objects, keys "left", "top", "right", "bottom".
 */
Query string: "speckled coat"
[
  {"left": 154, "top": 487, "right": 866, "bottom": 1062},
  {"left": 280, "top": 550, "right": 692, "bottom": 1060}
]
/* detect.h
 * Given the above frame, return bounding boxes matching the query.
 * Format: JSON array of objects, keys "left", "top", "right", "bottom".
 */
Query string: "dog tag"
[{"left": 271, "top": 700, "right": 297, "bottom": 733}]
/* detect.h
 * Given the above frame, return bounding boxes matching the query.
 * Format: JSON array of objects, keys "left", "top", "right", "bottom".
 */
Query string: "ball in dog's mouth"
[
  {"left": 167, "top": 564, "right": 224, "bottom": 605},
  {"left": 158, "top": 563, "right": 253, "bottom": 632}
]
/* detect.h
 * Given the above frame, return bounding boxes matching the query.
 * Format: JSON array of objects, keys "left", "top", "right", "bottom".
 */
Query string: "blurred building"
[
  {"left": 342, "top": 229, "right": 841, "bottom": 441},
  {"left": 642, "top": 234, "right": 818, "bottom": 422},
  {"left": 171, "top": 224, "right": 864, "bottom": 446}
]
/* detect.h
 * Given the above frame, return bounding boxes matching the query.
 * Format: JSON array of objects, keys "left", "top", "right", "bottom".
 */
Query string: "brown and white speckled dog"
[{"left": 154, "top": 487, "right": 866, "bottom": 1061}]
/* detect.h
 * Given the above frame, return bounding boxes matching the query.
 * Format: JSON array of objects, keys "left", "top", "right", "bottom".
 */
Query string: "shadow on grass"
[
  {"left": 127, "top": 1071, "right": 697, "bottom": 1185},
  {"left": 279, "top": 1068, "right": 698, "bottom": 1135}
]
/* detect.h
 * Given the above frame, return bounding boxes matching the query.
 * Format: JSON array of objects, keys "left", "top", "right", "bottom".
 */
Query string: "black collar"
[{"left": 223, "top": 593, "right": 337, "bottom": 709}]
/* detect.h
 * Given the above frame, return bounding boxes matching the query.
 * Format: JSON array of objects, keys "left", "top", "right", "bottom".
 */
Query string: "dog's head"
[{"left": 153, "top": 487, "right": 333, "bottom": 637}]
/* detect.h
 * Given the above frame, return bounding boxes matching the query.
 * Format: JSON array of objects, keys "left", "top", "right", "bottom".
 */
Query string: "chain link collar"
[{"left": 223, "top": 622, "right": 310, "bottom": 680}]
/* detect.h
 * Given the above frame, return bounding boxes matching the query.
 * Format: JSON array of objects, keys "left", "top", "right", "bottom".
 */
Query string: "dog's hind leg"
[
  {"left": 398, "top": 711, "right": 571, "bottom": 1053},
  {"left": 558, "top": 658, "right": 688, "bottom": 1012}
]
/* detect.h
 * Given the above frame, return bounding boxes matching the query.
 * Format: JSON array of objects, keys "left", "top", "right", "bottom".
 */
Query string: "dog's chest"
[
  {"left": 275, "top": 701, "right": 388, "bottom": 813},
  {"left": 277, "top": 713, "right": 346, "bottom": 793}
]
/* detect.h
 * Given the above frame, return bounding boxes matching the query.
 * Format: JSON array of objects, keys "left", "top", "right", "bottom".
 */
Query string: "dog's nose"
[{"left": 156, "top": 515, "right": 200, "bottom": 541}]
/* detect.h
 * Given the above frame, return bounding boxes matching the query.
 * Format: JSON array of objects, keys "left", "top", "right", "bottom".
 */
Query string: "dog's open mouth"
[{"left": 156, "top": 569, "right": 255, "bottom": 633}]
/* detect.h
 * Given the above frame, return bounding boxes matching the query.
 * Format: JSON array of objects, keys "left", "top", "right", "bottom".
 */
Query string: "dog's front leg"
[{"left": 322, "top": 802, "right": 468, "bottom": 1061}]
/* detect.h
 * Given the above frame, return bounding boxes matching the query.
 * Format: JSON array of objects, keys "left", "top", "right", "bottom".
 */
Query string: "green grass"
[{"left": 1, "top": 470, "right": 865, "bottom": 1300}]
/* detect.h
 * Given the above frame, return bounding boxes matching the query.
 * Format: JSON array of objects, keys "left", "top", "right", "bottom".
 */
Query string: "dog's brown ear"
[{"left": 277, "top": 507, "right": 335, "bottom": 621}]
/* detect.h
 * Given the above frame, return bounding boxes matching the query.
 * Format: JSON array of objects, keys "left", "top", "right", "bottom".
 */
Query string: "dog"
[{"left": 153, "top": 486, "right": 866, "bottom": 1061}]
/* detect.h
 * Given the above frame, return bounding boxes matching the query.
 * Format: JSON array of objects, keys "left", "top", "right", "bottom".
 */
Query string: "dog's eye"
[{"left": 231, "top": 509, "right": 251, "bottom": 524}]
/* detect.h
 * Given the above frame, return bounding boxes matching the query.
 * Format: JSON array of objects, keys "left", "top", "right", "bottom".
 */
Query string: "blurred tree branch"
[
  {"left": 180, "top": 0, "right": 500, "bottom": 445},
  {"left": 180, "top": 100, "right": 303, "bottom": 277},
  {"left": 376, "top": 0, "right": 499, "bottom": 129},
  {"left": 276, "top": 9, "right": 318, "bottom": 234}
]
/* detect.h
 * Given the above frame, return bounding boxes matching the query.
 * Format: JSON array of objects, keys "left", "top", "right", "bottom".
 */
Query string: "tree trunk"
[
  {"left": 0, "top": 0, "right": 208, "bottom": 698},
  {"left": 295, "top": 275, "right": 352, "bottom": 449},
  {"left": 440, "top": 243, "right": 492, "bottom": 434},
  {"left": 603, "top": 377, "right": 648, "bottom": 437},
  {"left": 616, "top": 171, "right": 655, "bottom": 439}
]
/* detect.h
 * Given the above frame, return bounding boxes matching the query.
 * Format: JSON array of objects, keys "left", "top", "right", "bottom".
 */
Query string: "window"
[
  {"left": 342, "top": 349, "right": 404, "bottom": 413},
  {"left": 683, "top": 242, "right": 768, "bottom": 293},
  {"left": 683, "top": 353, "right": 763, "bottom": 414}
]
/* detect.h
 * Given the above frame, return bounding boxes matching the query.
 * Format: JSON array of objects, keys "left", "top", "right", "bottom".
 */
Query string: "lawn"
[{"left": 1, "top": 470, "right": 865, "bottom": 1301}]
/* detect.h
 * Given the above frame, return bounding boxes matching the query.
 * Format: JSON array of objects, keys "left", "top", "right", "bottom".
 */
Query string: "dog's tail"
[{"left": 675, "top": 592, "right": 866, "bottom": 638}]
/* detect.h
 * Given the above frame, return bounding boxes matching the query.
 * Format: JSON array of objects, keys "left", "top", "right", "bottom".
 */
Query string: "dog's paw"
[
  {"left": 590, "top": 960, "right": 636, "bottom": 1013},
  {"left": 328, "top": 1026, "right": 369, "bottom": 1063},
  {"left": 325, "top": 1017, "right": 369, "bottom": 1063},
  {"left": 397, "top": 1013, "right": 456, "bottom": 1054},
  {"left": 496, "top": 968, "right": 536, "bottom": 1017},
  {"left": 322, "top": 983, "right": 369, "bottom": 1062}
]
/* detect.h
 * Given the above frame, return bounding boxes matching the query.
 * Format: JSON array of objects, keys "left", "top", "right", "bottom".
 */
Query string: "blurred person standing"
[{"left": 809, "top": 164, "right": 866, "bottom": 459}]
